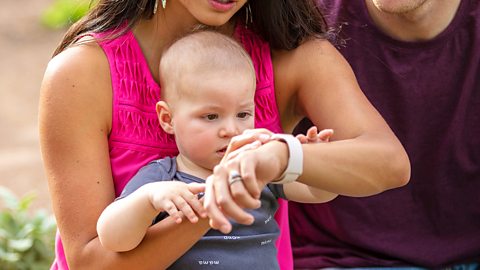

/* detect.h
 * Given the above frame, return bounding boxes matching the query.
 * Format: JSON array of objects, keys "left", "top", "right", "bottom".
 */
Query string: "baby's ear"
[{"left": 156, "top": 101, "right": 174, "bottom": 134}]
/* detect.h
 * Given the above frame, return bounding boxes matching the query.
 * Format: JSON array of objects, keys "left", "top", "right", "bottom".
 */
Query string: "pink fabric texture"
[{"left": 51, "top": 24, "right": 292, "bottom": 270}]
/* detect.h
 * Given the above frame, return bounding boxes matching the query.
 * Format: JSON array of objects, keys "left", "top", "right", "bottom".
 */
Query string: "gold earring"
[
  {"left": 162, "top": 0, "right": 166, "bottom": 9},
  {"left": 153, "top": 0, "right": 159, "bottom": 14}
]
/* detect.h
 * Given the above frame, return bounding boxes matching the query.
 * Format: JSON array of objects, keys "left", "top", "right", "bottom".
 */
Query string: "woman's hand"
[
  {"left": 203, "top": 127, "right": 333, "bottom": 234},
  {"left": 204, "top": 130, "right": 289, "bottom": 234},
  {"left": 220, "top": 128, "right": 273, "bottom": 197}
]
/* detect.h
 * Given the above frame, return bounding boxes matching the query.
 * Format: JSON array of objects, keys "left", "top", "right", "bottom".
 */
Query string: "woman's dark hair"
[
  {"left": 53, "top": 0, "right": 328, "bottom": 56},
  {"left": 247, "top": 0, "right": 328, "bottom": 50}
]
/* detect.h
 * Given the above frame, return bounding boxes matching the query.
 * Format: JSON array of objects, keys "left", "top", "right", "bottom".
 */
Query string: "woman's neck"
[
  {"left": 365, "top": 0, "right": 461, "bottom": 42},
  {"left": 132, "top": 6, "right": 236, "bottom": 83},
  {"left": 132, "top": 9, "right": 195, "bottom": 82}
]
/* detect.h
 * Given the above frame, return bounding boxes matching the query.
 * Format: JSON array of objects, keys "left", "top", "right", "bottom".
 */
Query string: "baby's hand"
[
  {"left": 295, "top": 126, "right": 334, "bottom": 144},
  {"left": 148, "top": 182, "right": 206, "bottom": 224}
]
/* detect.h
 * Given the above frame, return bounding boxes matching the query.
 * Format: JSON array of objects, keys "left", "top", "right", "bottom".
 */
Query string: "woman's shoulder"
[
  {"left": 41, "top": 37, "right": 112, "bottom": 129},
  {"left": 272, "top": 37, "right": 351, "bottom": 89},
  {"left": 43, "top": 37, "right": 111, "bottom": 100},
  {"left": 272, "top": 38, "right": 341, "bottom": 66},
  {"left": 271, "top": 37, "right": 356, "bottom": 129},
  {"left": 46, "top": 37, "right": 109, "bottom": 83}
]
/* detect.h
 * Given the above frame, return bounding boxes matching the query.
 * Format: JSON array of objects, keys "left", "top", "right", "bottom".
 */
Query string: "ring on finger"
[{"left": 229, "top": 170, "right": 243, "bottom": 185}]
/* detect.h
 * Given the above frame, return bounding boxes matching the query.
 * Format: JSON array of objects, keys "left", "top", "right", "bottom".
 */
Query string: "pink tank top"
[{"left": 51, "top": 25, "right": 292, "bottom": 270}]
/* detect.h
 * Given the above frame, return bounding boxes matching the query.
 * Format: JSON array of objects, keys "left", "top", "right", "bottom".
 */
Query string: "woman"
[{"left": 39, "top": 0, "right": 410, "bottom": 269}]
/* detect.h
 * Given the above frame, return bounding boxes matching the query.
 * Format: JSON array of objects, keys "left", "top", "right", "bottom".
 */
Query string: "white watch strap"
[{"left": 270, "top": 134, "right": 303, "bottom": 184}]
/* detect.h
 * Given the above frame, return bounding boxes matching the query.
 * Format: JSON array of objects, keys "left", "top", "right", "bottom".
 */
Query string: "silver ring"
[{"left": 229, "top": 170, "right": 243, "bottom": 185}]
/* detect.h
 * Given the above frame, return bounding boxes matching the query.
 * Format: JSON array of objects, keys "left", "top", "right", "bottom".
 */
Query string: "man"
[{"left": 290, "top": 0, "right": 480, "bottom": 268}]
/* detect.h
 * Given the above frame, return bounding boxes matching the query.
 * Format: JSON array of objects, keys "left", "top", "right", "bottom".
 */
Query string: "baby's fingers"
[
  {"left": 173, "top": 196, "right": 200, "bottom": 223},
  {"left": 297, "top": 126, "right": 334, "bottom": 143},
  {"left": 187, "top": 182, "right": 206, "bottom": 195},
  {"left": 186, "top": 185, "right": 207, "bottom": 219},
  {"left": 306, "top": 126, "right": 319, "bottom": 140},
  {"left": 317, "top": 129, "right": 334, "bottom": 142},
  {"left": 163, "top": 201, "right": 182, "bottom": 224},
  {"left": 295, "top": 134, "right": 309, "bottom": 144},
  {"left": 225, "top": 140, "right": 261, "bottom": 161}
]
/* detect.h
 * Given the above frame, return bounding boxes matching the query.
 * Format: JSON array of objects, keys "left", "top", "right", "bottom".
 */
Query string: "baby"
[{"left": 97, "top": 30, "right": 336, "bottom": 269}]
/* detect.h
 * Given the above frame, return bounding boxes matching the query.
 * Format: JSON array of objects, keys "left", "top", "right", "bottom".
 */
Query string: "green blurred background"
[{"left": 0, "top": 0, "right": 90, "bottom": 268}]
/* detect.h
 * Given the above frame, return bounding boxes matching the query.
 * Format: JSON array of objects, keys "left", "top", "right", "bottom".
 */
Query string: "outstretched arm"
[
  {"left": 204, "top": 38, "right": 410, "bottom": 233},
  {"left": 275, "top": 39, "right": 410, "bottom": 194}
]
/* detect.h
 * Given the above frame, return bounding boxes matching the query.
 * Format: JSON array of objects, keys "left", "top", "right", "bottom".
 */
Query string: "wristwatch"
[{"left": 270, "top": 134, "right": 303, "bottom": 184}]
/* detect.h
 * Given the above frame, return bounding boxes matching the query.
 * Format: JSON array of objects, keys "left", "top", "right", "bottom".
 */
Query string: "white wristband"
[{"left": 270, "top": 134, "right": 303, "bottom": 184}]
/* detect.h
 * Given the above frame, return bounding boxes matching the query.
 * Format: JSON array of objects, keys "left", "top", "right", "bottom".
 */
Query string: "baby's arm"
[{"left": 97, "top": 181, "right": 205, "bottom": 252}]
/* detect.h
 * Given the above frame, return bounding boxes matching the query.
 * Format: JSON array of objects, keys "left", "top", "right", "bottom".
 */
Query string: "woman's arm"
[
  {"left": 273, "top": 38, "right": 411, "bottom": 196},
  {"left": 204, "top": 38, "right": 410, "bottom": 232},
  {"left": 39, "top": 43, "right": 209, "bottom": 270},
  {"left": 283, "top": 182, "right": 338, "bottom": 203}
]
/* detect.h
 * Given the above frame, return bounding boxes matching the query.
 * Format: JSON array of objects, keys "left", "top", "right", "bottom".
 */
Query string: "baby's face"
[{"left": 169, "top": 68, "right": 256, "bottom": 173}]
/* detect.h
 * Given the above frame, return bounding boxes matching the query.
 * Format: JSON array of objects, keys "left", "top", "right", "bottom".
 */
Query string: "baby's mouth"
[{"left": 217, "top": 146, "right": 228, "bottom": 155}]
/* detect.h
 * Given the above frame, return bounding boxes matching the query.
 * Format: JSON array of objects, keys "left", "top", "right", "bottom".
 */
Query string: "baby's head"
[{"left": 156, "top": 31, "right": 256, "bottom": 175}]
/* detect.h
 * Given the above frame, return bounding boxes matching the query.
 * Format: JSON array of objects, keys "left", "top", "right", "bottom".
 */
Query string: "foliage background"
[
  {"left": 1, "top": 0, "right": 89, "bottom": 268},
  {"left": 1, "top": 0, "right": 90, "bottom": 211},
  {"left": 0, "top": 188, "right": 56, "bottom": 269},
  {"left": 1, "top": 0, "right": 66, "bottom": 212}
]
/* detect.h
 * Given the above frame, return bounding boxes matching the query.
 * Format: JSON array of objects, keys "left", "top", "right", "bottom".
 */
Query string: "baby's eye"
[
  {"left": 205, "top": 114, "right": 219, "bottom": 121},
  {"left": 237, "top": 112, "right": 251, "bottom": 119}
]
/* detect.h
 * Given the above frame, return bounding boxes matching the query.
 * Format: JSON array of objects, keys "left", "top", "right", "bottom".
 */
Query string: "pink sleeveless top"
[{"left": 51, "top": 25, "right": 292, "bottom": 270}]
